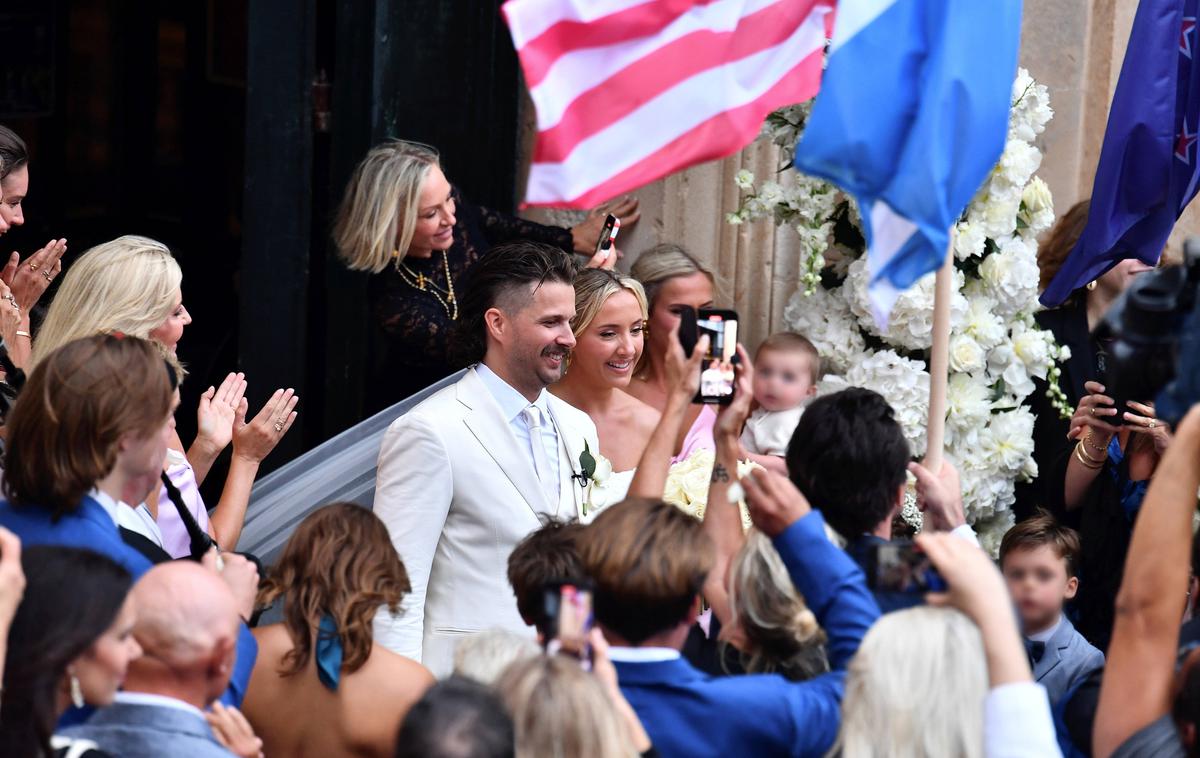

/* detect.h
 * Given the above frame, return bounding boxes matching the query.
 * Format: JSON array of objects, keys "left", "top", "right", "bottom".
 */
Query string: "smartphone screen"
[
  {"left": 544, "top": 583, "right": 594, "bottom": 669},
  {"left": 866, "top": 541, "right": 946, "bottom": 595},
  {"left": 696, "top": 309, "right": 738, "bottom": 405},
  {"left": 593, "top": 214, "right": 619, "bottom": 258}
]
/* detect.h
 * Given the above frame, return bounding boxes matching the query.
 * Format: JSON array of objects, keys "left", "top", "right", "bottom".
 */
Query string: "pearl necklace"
[{"left": 393, "top": 249, "right": 458, "bottom": 320}]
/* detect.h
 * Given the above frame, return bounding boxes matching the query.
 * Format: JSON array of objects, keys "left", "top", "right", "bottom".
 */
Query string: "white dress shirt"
[
  {"left": 1027, "top": 614, "right": 1063, "bottom": 644},
  {"left": 476, "top": 363, "right": 561, "bottom": 485},
  {"left": 606, "top": 646, "right": 682, "bottom": 663},
  {"left": 92, "top": 487, "right": 167, "bottom": 548}
]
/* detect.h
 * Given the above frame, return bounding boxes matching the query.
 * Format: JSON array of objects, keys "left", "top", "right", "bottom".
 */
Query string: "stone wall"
[{"left": 523, "top": 0, "right": 1192, "bottom": 350}]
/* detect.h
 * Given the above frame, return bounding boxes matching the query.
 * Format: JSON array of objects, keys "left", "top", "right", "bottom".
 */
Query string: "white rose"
[
  {"left": 1021, "top": 176, "right": 1052, "bottom": 214},
  {"left": 948, "top": 334, "right": 986, "bottom": 374}
]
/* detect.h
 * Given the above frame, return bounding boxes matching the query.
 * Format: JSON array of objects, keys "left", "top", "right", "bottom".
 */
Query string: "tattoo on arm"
[{"left": 711, "top": 463, "right": 730, "bottom": 483}]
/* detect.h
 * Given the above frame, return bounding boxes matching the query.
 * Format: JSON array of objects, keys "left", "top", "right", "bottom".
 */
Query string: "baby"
[{"left": 740, "top": 333, "right": 820, "bottom": 471}]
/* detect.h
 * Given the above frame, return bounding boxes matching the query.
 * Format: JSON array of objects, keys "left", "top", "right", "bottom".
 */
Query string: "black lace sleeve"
[{"left": 477, "top": 203, "right": 575, "bottom": 253}]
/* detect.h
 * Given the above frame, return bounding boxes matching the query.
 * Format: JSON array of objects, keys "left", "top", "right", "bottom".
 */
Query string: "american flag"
[{"left": 503, "top": 0, "right": 836, "bottom": 208}]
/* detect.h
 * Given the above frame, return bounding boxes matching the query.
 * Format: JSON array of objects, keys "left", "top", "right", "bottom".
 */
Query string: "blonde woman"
[
  {"left": 627, "top": 243, "right": 716, "bottom": 462},
  {"left": 550, "top": 268, "right": 658, "bottom": 504},
  {"left": 496, "top": 641, "right": 651, "bottom": 758},
  {"left": 333, "top": 139, "right": 638, "bottom": 409},
  {"left": 32, "top": 235, "right": 298, "bottom": 555}
]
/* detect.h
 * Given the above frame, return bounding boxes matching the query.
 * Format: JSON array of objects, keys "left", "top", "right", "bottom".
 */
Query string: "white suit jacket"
[{"left": 372, "top": 366, "right": 600, "bottom": 676}]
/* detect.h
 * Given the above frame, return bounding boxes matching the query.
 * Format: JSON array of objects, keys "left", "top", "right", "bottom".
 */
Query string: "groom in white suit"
[{"left": 373, "top": 241, "right": 599, "bottom": 675}]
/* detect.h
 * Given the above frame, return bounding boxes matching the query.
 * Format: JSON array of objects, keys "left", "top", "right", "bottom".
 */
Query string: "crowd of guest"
[{"left": 0, "top": 127, "right": 1194, "bottom": 758}]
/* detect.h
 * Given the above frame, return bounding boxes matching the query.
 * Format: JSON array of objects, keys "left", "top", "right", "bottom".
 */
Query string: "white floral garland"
[{"left": 731, "top": 70, "right": 1071, "bottom": 551}]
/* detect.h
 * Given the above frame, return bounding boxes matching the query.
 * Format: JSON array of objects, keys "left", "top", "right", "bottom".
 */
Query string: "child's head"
[
  {"left": 998, "top": 512, "right": 1081, "bottom": 634},
  {"left": 752, "top": 333, "right": 820, "bottom": 412}
]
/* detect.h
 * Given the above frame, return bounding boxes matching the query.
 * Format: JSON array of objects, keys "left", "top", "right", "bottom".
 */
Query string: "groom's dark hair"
[{"left": 449, "top": 240, "right": 577, "bottom": 367}]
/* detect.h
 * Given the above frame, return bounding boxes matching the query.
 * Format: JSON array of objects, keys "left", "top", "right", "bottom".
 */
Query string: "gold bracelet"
[
  {"left": 1074, "top": 442, "right": 1105, "bottom": 469},
  {"left": 1083, "top": 432, "right": 1109, "bottom": 455},
  {"left": 14, "top": 331, "right": 30, "bottom": 339},
  {"left": 1077, "top": 439, "right": 1107, "bottom": 465}
]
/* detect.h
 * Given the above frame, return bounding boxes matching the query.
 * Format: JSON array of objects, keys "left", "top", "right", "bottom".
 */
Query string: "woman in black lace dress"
[{"left": 334, "top": 140, "right": 638, "bottom": 410}]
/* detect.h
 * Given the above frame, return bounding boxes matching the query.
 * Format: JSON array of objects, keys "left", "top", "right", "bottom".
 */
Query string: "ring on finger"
[
  {"left": 273, "top": 420, "right": 285, "bottom": 432},
  {"left": 27, "top": 262, "right": 38, "bottom": 271},
  {"left": 1148, "top": 419, "right": 1157, "bottom": 429},
  {"left": 42, "top": 270, "right": 52, "bottom": 282}
]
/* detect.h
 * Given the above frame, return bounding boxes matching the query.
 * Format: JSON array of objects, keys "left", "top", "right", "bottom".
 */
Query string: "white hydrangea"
[
  {"left": 819, "top": 350, "right": 931, "bottom": 457},
  {"left": 732, "top": 69, "right": 1065, "bottom": 548},
  {"left": 843, "top": 258, "right": 967, "bottom": 351},
  {"left": 783, "top": 284, "right": 866, "bottom": 373},
  {"left": 977, "top": 236, "right": 1041, "bottom": 318}
]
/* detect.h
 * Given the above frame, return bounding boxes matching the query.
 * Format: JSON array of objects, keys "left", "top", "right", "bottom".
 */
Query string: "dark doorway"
[{"left": 0, "top": 0, "right": 522, "bottom": 502}]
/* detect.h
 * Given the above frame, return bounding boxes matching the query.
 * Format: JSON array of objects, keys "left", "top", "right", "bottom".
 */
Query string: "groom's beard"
[{"left": 537, "top": 344, "right": 571, "bottom": 386}]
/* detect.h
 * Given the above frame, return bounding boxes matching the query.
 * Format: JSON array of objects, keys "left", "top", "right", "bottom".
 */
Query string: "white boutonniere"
[{"left": 573, "top": 441, "right": 613, "bottom": 517}]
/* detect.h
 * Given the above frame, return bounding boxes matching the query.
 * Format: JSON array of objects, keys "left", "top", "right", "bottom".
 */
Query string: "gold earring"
[{"left": 1086, "top": 280, "right": 1097, "bottom": 291}]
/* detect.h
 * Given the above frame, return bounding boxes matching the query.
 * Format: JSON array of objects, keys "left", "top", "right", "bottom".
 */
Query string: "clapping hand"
[
  {"left": 206, "top": 702, "right": 264, "bottom": 758},
  {"left": 0, "top": 238, "right": 67, "bottom": 310},
  {"left": 233, "top": 388, "right": 299, "bottom": 464},
  {"left": 195, "top": 373, "right": 247, "bottom": 457}
]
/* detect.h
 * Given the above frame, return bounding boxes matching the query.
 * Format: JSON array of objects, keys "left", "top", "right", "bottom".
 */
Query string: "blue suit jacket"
[
  {"left": 61, "top": 700, "right": 235, "bottom": 758},
  {"left": 615, "top": 511, "right": 881, "bottom": 758},
  {"left": 0, "top": 497, "right": 257, "bottom": 709},
  {"left": 1032, "top": 616, "right": 1105, "bottom": 706}
]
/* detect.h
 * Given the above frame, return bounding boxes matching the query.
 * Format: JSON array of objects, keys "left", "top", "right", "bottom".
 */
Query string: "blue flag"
[
  {"left": 1042, "top": 0, "right": 1200, "bottom": 307},
  {"left": 795, "top": 0, "right": 1023, "bottom": 324}
]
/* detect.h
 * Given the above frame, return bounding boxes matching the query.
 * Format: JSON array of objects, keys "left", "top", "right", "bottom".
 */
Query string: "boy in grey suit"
[{"left": 999, "top": 512, "right": 1104, "bottom": 705}]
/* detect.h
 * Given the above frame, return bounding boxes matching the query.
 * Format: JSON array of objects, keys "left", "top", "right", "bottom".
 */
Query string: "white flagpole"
[{"left": 923, "top": 231, "right": 956, "bottom": 478}]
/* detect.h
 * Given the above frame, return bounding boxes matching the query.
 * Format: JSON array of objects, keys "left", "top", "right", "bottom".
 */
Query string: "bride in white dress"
[{"left": 550, "top": 269, "right": 660, "bottom": 514}]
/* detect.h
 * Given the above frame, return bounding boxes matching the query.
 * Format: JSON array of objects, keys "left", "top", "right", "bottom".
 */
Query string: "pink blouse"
[{"left": 672, "top": 405, "right": 717, "bottom": 463}]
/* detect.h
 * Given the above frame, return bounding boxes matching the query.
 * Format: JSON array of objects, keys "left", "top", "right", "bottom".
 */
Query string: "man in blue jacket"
[{"left": 577, "top": 474, "right": 880, "bottom": 758}]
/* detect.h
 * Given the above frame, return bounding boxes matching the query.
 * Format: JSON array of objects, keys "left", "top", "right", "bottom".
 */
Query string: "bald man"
[{"left": 62, "top": 562, "right": 247, "bottom": 757}]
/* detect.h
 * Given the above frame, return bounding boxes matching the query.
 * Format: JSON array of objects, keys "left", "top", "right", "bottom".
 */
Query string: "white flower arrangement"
[
  {"left": 732, "top": 69, "right": 1071, "bottom": 553},
  {"left": 662, "top": 449, "right": 761, "bottom": 531}
]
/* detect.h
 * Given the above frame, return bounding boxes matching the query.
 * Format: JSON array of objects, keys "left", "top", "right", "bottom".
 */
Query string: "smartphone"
[
  {"left": 593, "top": 214, "right": 620, "bottom": 260},
  {"left": 865, "top": 540, "right": 946, "bottom": 595},
  {"left": 543, "top": 582, "right": 594, "bottom": 669},
  {"left": 695, "top": 309, "right": 739, "bottom": 405}
]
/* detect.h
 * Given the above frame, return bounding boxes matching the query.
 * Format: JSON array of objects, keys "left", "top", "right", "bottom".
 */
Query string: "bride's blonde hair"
[
  {"left": 32, "top": 235, "right": 182, "bottom": 369},
  {"left": 570, "top": 268, "right": 648, "bottom": 338}
]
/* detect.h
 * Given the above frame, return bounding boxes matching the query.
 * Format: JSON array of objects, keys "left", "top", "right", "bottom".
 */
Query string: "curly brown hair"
[
  {"left": 257, "top": 503, "right": 411, "bottom": 677},
  {"left": 1037, "top": 199, "right": 1090, "bottom": 293}
]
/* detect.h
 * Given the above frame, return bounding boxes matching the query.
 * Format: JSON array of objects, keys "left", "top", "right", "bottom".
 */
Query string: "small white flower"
[
  {"left": 734, "top": 169, "right": 755, "bottom": 190},
  {"left": 948, "top": 334, "right": 986, "bottom": 374}
]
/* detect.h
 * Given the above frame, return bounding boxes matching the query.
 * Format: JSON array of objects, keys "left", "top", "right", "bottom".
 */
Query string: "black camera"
[{"left": 1093, "top": 239, "right": 1200, "bottom": 428}]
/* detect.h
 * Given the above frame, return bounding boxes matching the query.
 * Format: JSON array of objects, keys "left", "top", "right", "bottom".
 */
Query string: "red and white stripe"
[{"left": 503, "top": 0, "right": 835, "bottom": 208}]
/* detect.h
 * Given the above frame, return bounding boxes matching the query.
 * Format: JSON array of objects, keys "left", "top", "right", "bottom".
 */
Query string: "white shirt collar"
[
  {"left": 116, "top": 503, "right": 165, "bottom": 548},
  {"left": 88, "top": 488, "right": 122, "bottom": 525},
  {"left": 114, "top": 691, "right": 206, "bottom": 721},
  {"left": 1027, "top": 614, "right": 1063, "bottom": 643},
  {"left": 475, "top": 363, "right": 549, "bottom": 422},
  {"left": 606, "top": 646, "right": 681, "bottom": 663}
]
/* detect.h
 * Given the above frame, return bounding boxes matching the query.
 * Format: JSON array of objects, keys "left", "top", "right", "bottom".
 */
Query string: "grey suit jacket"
[
  {"left": 61, "top": 701, "right": 235, "bottom": 758},
  {"left": 1033, "top": 616, "right": 1105, "bottom": 705}
]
